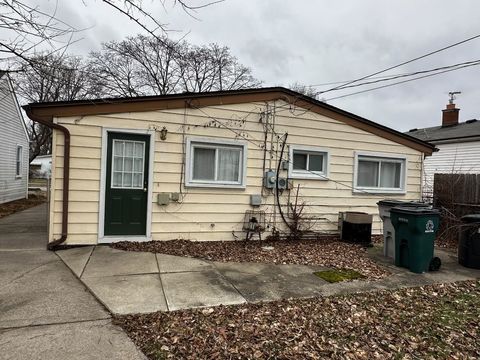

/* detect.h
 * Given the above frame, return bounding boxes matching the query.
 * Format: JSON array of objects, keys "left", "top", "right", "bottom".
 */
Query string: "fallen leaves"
[
  {"left": 114, "top": 280, "right": 480, "bottom": 359},
  {"left": 112, "top": 237, "right": 389, "bottom": 279},
  {"left": 0, "top": 192, "right": 46, "bottom": 219}
]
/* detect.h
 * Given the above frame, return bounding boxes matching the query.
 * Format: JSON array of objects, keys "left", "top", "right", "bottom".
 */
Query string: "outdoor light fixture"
[{"left": 159, "top": 126, "right": 168, "bottom": 140}]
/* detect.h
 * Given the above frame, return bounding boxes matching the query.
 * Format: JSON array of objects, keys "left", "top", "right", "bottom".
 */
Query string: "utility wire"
[
  {"left": 274, "top": 57, "right": 480, "bottom": 116},
  {"left": 314, "top": 32, "right": 480, "bottom": 95},
  {"left": 318, "top": 59, "right": 480, "bottom": 92},
  {"left": 325, "top": 60, "right": 480, "bottom": 101}
]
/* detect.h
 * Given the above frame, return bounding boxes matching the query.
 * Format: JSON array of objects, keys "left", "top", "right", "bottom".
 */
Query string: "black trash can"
[{"left": 458, "top": 214, "right": 480, "bottom": 269}]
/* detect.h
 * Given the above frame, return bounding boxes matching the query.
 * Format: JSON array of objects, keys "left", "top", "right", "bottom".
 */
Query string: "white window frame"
[
  {"left": 185, "top": 136, "right": 248, "bottom": 189},
  {"left": 288, "top": 145, "right": 330, "bottom": 180},
  {"left": 15, "top": 145, "right": 23, "bottom": 178},
  {"left": 353, "top": 151, "right": 407, "bottom": 194}
]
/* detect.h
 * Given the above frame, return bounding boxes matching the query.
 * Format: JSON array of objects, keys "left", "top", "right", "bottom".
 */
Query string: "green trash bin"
[{"left": 390, "top": 207, "right": 440, "bottom": 274}]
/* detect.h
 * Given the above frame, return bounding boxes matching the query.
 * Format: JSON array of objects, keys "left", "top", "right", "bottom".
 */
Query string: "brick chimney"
[{"left": 442, "top": 103, "right": 459, "bottom": 127}]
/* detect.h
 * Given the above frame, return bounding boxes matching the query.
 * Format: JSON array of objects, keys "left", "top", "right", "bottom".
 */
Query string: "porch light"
[{"left": 159, "top": 126, "right": 168, "bottom": 140}]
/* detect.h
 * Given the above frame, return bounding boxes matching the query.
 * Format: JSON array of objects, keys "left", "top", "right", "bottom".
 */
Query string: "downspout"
[{"left": 25, "top": 106, "right": 70, "bottom": 250}]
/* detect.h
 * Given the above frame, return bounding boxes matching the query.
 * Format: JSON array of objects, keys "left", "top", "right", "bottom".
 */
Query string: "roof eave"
[{"left": 23, "top": 87, "right": 435, "bottom": 155}]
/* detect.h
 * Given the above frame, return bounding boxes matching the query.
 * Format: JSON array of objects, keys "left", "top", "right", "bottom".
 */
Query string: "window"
[
  {"left": 111, "top": 139, "right": 145, "bottom": 189},
  {"left": 354, "top": 153, "right": 406, "bottom": 193},
  {"left": 186, "top": 137, "right": 247, "bottom": 188},
  {"left": 15, "top": 145, "right": 22, "bottom": 178},
  {"left": 289, "top": 145, "right": 329, "bottom": 179}
]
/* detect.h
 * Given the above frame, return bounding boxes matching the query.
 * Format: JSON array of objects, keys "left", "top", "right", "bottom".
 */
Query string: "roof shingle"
[{"left": 407, "top": 119, "right": 480, "bottom": 143}]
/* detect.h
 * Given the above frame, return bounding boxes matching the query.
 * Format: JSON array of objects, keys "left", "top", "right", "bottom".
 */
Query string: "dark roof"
[
  {"left": 24, "top": 86, "right": 435, "bottom": 154},
  {"left": 407, "top": 119, "right": 480, "bottom": 143}
]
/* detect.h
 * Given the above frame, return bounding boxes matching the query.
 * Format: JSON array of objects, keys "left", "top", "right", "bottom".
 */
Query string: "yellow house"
[{"left": 24, "top": 88, "right": 434, "bottom": 248}]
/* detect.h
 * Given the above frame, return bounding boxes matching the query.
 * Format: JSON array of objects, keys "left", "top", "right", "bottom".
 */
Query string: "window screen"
[{"left": 112, "top": 140, "right": 145, "bottom": 189}]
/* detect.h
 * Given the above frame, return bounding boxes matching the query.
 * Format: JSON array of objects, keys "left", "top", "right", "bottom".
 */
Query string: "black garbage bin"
[{"left": 458, "top": 214, "right": 480, "bottom": 269}]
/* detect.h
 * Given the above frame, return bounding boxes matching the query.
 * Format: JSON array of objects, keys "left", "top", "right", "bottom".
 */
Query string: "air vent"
[
  {"left": 466, "top": 119, "right": 478, "bottom": 124},
  {"left": 408, "top": 128, "right": 418, "bottom": 132}
]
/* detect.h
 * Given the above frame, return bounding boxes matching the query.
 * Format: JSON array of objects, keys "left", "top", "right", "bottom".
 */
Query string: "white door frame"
[{"left": 98, "top": 128, "right": 155, "bottom": 243}]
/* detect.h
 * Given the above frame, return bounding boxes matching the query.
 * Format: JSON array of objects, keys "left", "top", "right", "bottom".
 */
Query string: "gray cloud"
[{"left": 12, "top": 0, "right": 480, "bottom": 131}]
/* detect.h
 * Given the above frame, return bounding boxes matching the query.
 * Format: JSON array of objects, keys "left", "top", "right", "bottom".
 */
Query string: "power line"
[
  {"left": 325, "top": 60, "right": 480, "bottom": 101},
  {"left": 273, "top": 57, "right": 480, "bottom": 116},
  {"left": 314, "top": 32, "right": 480, "bottom": 95},
  {"left": 304, "top": 72, "right": 441, "bottom": 88},
  {"left": 316, "top": 59, "right": 480, "bottom": 92}
]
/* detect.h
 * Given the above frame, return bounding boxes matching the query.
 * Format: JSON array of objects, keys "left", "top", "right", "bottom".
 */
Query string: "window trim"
[
  {"left": 288, "top": 145, "right": 330, "bottom": 180},
  {"left": 15, "top": 145, "right": 23, "bottom": 178},
  {"left": 353, "top": 151, "right": 407, "bottom": 194},
  {"left": 185, "top": 136, "right": 248, "bottom": 189}
]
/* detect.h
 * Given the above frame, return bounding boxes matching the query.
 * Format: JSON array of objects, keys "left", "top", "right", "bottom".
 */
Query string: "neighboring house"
[
  {"left": 24, "top": 87, "right": 434, "bottom": 246},
  {"left": 0, "top": 72, "right": 29, "bottom": 204},
  {"left": 407, "top": 100, "right": 480, "bottom": 200},
  {"left": 30, "top": 154, "right": 52, "bottom": 178}
]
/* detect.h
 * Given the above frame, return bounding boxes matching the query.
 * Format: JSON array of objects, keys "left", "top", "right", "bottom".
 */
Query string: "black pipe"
[{"left": 275, "top": 133, "right": 291, "bottom": 231}]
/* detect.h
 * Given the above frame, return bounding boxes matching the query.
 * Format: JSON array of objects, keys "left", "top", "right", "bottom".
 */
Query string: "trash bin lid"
[
  {"left": 377, "top": 199, "right": 429, "bottom": 207},
  {"left": 461, "top": 214, "right": 480, "bottom": 223},
  {"left": 390, "top": 206, "right": 439, "bottom": 215}
]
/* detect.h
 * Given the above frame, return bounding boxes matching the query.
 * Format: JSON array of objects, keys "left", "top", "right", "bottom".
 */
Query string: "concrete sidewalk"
[
  {"left": 57, "top": 243, "right": 480, "bottom": 315},
  {"left": 0, "top": 204, "right": 146, "bottom": 360},
  {"left": 57, "top": 246, "right": 329, "bottom": 313}
]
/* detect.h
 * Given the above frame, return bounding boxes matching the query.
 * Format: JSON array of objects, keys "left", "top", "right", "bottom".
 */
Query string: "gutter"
[{"left": 24, "top": 106, "right": 70, "bottom": 250}]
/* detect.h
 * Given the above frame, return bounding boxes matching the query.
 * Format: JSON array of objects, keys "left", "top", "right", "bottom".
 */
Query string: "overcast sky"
[{"left": 25, "top": 0, "right": 480, "bottom": 131}]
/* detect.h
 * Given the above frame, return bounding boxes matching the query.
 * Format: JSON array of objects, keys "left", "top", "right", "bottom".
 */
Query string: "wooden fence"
[{"left": 433, "top": 173, "right": 480, "bottom": 217}]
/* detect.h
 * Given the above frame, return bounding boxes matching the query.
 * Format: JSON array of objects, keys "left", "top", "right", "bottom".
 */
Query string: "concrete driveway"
[{"left": 0, "top": 204, "right": 145, "bottom": 360}]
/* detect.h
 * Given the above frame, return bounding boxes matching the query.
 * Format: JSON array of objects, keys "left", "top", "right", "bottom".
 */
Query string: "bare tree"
[
  {"left": 0, "top": 0, "right": 221, "bottom": 70},
  {"left": 288, "top": 82, "right": 319, "bottom": 99},
  {"left": 13, "top": 53, "right": 101, "bottom": 103},
  {"left": 12, "top": 53, "right": 102, "bottom": 161},
  {"left": 89, "top": 35, "right": 183, "bottom": 97},
  {"left": 89, "top": 35, "right": 261, "bottom": 96}
]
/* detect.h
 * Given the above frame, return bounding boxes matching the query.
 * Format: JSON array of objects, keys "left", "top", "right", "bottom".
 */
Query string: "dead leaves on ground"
[
  {"left": 114, "top": 280, "right": 480, "bottom": 359},
  {"left": 0, "top": 192, "right": 46, "bottom": 219},
  {"left": 112, "top": 237, "right": 389, "bottom": 279}
]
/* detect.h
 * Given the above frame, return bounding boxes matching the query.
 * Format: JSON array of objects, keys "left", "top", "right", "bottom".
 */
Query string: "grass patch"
[{"left": 314, "top": 269, "right": 365, "bottom": 283}]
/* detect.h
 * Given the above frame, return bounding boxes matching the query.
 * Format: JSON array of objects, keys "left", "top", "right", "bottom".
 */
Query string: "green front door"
[{"left": 104, "top": 132, "right": 149, "bottom": 236}]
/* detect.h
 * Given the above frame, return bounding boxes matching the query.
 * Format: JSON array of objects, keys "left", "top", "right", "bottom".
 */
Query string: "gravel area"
[
  {"left": 112, "top": 237, "right": 389, "bottom": 279},
  {"left": 115, "top": 280, "right": 480, "bottom": 359}
]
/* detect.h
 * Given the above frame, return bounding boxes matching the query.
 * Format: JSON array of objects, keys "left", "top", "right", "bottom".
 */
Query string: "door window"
[{"left": 111, "top": 139, "right": 145, "bottom": 189}]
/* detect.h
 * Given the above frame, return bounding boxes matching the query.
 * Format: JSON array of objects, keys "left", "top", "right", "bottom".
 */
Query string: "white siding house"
[
  {"left": 30, "top": 154, "right": 52, "bottom": 178},
  {"left": 407, "top": 101, "right": 480, "bottom": 200},
  {"left": 0, "top": 72, "right": 29, "bottom": 204}
]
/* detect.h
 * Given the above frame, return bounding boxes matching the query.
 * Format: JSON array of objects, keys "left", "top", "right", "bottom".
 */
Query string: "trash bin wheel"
[{"left": 429, "top": 257, "right": 441, "bottom": 271}]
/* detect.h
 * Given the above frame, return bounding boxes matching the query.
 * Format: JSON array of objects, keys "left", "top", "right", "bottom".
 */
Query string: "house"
[
  {"left": 24, "top": 87, "right": 434, "bottom": 247},
  {"left": 30, "top": 154, "right": 52, "bottom": 178},
  {"left": 407, "top": 99, "right": 480, "bottom": 200},
  {"left": 0, "top": 72, "right": 29, "bottom": 204}
]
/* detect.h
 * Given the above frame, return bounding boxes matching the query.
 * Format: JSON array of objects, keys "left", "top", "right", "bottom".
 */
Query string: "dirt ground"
[{"left": 0, "top": 192, "right": 47, "bottom": 219}]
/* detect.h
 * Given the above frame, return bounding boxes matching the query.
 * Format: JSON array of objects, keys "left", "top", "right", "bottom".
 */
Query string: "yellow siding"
[{"left": 48, "top": 100, "right": 424, "bottom": 244}]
